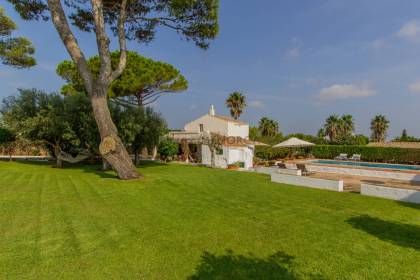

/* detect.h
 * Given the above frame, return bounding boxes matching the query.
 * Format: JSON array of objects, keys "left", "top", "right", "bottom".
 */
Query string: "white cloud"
[
  {"left": 318, "top": 83, "right": 376, "bottom": 101},
  {"left": 397, "top": 20, "right": 420, "bottom": 41},
  {"left": 409, "top": 80, "right": 420, "bottom": 92},
  {"left": 286, "top": 47, "right": 300, "bottom": 58},
  {"left": 248, "top": 100, "right": 265, "bottom": 109}
]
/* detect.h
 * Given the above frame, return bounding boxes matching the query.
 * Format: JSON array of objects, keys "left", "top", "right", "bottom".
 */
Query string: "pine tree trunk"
[
  {"left": 47, "top": 0, "right": 138, "bottom": 179},
  {"left": 91, "top": 91, "right": 141, "bottom": 179}
]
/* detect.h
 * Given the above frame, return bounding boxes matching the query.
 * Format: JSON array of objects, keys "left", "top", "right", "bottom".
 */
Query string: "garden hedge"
[{"left": 255, "top": 145, "right": 420, "bottom": 164}]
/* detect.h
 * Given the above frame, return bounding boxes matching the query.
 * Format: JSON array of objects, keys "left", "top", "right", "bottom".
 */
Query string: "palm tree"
[
  {"left": 341, "top": 114, "right": 355, "bottom": 137},
  {"left": 323, "top": 114, "right": 342, "bottom": 142},
  {"left": 370, "top": 115, "right": 389, "bottom": 142},
  {"left": 258, "top": 117, "right": 279, "bottom": 137},
  {"left": 226, "top": 91, "right": 246, "bottom": 120}
]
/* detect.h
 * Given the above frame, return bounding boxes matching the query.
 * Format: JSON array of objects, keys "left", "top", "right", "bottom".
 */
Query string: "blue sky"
[{"left": 2, "top": 0, "right": 420, "bottom": 138}]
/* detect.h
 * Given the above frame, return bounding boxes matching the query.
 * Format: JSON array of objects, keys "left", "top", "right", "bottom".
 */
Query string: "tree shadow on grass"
[
  {"left": 347, "top": 215, "right": 420, "bottom": 251},
  {"left": 10, "top": 159, "right": 168, "bottom": 179},
  {"left": 188, "top": 250, "right": 326, "bottom": 280},
  {"left": 136, "top": 160, "right": 168, "bottom": 169},
  {"left": 398, "top": 201, "right": 420, "bottom": 210},
  {"left": 11, "top": 160, "right": 118, "bottom": 179}
]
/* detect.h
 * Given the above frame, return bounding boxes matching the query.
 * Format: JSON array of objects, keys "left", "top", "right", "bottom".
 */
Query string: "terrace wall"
[
  {"left": 361, "top": 184, "right": 420, "bottom": 204},
  {"left": 271, "top": 173, "right": 343, "bottom": 192}
]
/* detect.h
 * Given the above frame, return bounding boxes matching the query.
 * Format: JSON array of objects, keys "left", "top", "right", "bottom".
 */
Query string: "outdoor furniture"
[
  {"left": 296, "top": 164, "right": 315, "bottom": 176},
  {"left": 273, "top": 137, "right": 315, "bottom": 159},
  {"left": 277, "top": 163, "right": 287, "bottom": 169},
  {"left": 335, "top": 153, "right": 348, "bottom": 160},
  {"left": 349, "top": 154, "right": 361, "bottom": 161}
]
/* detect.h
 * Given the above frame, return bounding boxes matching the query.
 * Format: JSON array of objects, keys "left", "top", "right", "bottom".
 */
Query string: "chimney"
[{"left": 209, "top": 105, "right": 215, "bottom": 116}]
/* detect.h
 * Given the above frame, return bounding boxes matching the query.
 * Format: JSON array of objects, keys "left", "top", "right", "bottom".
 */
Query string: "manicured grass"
[{"left": 0, "top": 161, "right": 419, "bottom": 279}]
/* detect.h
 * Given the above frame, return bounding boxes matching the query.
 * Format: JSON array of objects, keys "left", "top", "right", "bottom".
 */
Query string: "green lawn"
[{"left": 0, "top": 161, "right": 419, "bottom": 279}]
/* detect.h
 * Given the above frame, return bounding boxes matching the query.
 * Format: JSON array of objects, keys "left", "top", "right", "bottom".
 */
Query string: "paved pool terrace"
[
  {"left": 288, "top": 159, "right": 420, "bottom": 192},
  {"left": 307, "top": 172, "right": 420, "bottom": 193}
]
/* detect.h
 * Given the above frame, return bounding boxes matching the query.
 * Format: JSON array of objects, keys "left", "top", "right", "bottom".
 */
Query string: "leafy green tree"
[
  {"left": 351, "top": 134, "right": 369, "bottom": 145},
  {"left": 317, "top": 128, "right": 326, "bottom": 139},
  {"left": 370, "top": 115, "right": 389, "bottom": 142},
  {"left": 0, "top": 127, "right": 15, "bottom": 144},
  {"left": 258, "top": 117, "right": 279, "bottom": 137},
  {"left": 158, "top": 137, "right": 178, "bottom": 162},
  {"left": 7, "top": 0, "right": 219, "bottom": 179},
  {"left": 0, "top": 7, "right": 35, "bottom": 68},
  {"left": 226, "top": 91, "right": 246, "bottom": 120},
  {"left": 0, "top": 127, "right": 16, "bottom": 160},
  {"left": 117, "top": 106, "right": 167, "bottom": 165},
  {"left": 57, "top": 51, "right": 188, "bottom": 106},
  {"left": 1, "top": 89, "right": 98, "bottom": 167},
  {"left": 393, "top": 129, "right": 419, "bottom": 142},
  {"left": 249, "top": 126, "right": 259, "bottom": 141}
]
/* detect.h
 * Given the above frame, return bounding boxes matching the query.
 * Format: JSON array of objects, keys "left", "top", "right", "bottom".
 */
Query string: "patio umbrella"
[
  {"left": 273, "top": 137, "right": 315, "bottom": 159},
  {"left": 273, "top": 137, "right": 315, "bottom": 148},
  {"left": 249, "top": 141, "right": 270, "bottom": 146}
]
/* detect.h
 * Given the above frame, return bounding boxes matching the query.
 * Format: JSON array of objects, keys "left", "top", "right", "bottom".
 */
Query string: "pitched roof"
[{"left": 211, "top": 114, "right": 248, "bottom": 125}]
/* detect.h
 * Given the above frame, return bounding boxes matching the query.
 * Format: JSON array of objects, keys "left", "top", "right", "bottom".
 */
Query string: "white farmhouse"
[{"left": 170, "top": 106, "right": 254, "bottom": 169}]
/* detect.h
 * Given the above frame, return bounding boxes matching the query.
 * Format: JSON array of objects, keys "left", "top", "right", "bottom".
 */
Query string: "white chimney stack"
[{"left": 209, "top": 105, "right": 215, "bottom": 116}]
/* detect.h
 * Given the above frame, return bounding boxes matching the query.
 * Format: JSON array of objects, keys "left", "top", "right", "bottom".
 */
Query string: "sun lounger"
[
  {"left": 296, "top": 164, "right": 315, "bottom": 176},
  {"left": 335, "top": 153, "right": 348, "bottom": 160},
  {"left": 349, "top": 154, "right": 361, "bottom": 161},
  {"left": 277, "top": 163, "right": 287, "bottom": 169}
]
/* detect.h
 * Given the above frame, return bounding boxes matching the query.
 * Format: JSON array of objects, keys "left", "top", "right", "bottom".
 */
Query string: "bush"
[
  {"left": 158, "top": 138, "right": 178, "bottom": 161},
  {"left": 255, "top": 146, "right": 289, "bottom": 161},
  {"left": 255, "top": 145, "right": 420, "bottom": 164}
]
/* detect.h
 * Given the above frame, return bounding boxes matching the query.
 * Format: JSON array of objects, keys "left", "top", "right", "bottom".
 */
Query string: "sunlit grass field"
[{"left": 0, "top": 161, "right": 419, "bottom": 279}]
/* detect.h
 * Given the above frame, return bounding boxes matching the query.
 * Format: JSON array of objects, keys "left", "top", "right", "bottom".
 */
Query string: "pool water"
[{"left": 312, "top": 160, "right": 420, "bottom": 171}]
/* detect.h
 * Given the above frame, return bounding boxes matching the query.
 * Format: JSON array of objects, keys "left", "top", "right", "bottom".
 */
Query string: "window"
[
  {"left": 199, "top": 124, "right": 204, "bottom": 132},
  {"left": 216, "top": 148, "right": 223, "bottom": 155}
]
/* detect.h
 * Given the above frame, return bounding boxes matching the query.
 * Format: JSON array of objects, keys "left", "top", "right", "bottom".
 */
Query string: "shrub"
[
  {"left": 255, "top": 145, "right": 420, "bottom": 164},
  {"left": 311, "top": 145, "right": 420, "bottom": 164},
  {"left": 158, "top": 138, "right": 178, "bottom": 161}
]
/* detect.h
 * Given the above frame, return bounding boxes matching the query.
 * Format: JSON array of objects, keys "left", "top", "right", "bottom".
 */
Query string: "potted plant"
[{"left": 227, "top": 161, "right": 244, "bottom": 170}]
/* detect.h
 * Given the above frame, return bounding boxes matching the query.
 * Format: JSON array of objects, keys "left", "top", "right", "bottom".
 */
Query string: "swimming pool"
[{"left": 312, "top": 160, "right": 420, "bottom": 171}]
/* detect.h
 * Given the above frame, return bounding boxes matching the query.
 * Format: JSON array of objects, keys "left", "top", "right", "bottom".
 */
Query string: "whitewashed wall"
[
  {"left": 200, "top": 145, "right": 253, "bottom": 170},
  {"left": 271, "top": 173, "right": 344, "bottom": 192},
  {"left": 184, "top": 115, "right": 228, "bottom": 135},
  {"left": 200, "top": 145, "right": 227, "bottom": 168},
  {"left": 227, "top": 147, "right": 253, "bottom": 169},
  {"left": 227, "top": 122, "right": 249, "bottom": 138}
]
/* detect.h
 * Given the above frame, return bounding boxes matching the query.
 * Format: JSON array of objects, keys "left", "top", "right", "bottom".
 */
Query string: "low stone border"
[
  {"left": 255, "top": 167, "right": 301, "bottom": 176},
  {"left": 271, "top": 173, "right": 343, "bottom": 192},
  {"left": 361, "top": 184, "right": 420, "bottom": 204}
]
